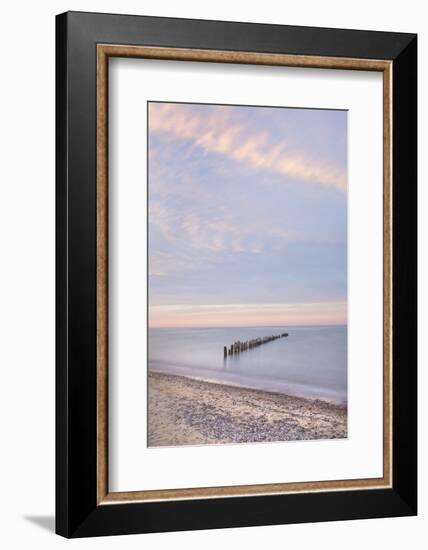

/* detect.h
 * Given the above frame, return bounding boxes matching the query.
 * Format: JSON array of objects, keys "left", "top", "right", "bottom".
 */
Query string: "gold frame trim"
[{"left": 96, "top": 44, "right": 393, "bottom": 505}]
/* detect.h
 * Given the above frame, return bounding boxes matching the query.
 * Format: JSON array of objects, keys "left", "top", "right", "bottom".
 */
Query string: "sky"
[{"left": 148, "top": 102, "right": 347, "bottom": 328}]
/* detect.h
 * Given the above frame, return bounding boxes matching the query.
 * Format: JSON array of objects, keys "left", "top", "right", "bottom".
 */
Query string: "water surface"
[{"left": 148, "top": 325, "right": 347, "bottom": 403}]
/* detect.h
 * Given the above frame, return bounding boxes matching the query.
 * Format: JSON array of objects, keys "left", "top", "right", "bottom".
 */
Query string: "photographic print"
[{"left": 148, "top": 101, "right": 348, "bottom": 447}]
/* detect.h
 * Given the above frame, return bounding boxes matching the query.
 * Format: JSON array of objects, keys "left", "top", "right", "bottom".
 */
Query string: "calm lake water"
[{"left": 148, "top": 326, "right": 347, "bottom": 404}]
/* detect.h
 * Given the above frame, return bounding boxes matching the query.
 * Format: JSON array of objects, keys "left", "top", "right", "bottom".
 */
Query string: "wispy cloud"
[
  {"left": 149, "top": 103, "right": 346, "bottom": 192},
  {"left": 149, "top": 301, "right": 347, "bottom": 328},
  {"left": 149, "top": 249, "right": 220, "bottom": 277},
  {"left": 149, "top": 200, "right": 292, "bottom": 268}
]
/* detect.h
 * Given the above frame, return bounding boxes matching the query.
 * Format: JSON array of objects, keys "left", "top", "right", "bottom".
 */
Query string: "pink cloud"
[
  {"left": 149, "top": 302, "right": 347, "bottom": 328},
  {"left": 149, "top": 103, "right": 346, "bottom": 192}
]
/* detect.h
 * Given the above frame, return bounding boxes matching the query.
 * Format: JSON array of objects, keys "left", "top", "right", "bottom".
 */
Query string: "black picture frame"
[{"left": 56, "top": 11, "right": 417, "bottom": 538}]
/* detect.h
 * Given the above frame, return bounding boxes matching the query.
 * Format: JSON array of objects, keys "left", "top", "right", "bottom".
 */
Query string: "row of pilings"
[{"left": 224, "top": 333, "right": 288, "bottom": 358}]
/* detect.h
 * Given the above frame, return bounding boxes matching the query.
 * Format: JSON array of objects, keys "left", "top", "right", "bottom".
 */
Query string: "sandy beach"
[{"left": 148, "top": 371, "right": 347, "bottom": 447}]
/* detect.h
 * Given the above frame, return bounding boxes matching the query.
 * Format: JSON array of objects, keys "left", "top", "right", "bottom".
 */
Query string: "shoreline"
[
  {"left": 149, "top": 366, "right": 346, "bottom": 405},
  {"left": 149, "top": 362, "right": 346, "bottom": 405},
  {"left": 148, "top": 371, "right": 347, "bottom": 447}
]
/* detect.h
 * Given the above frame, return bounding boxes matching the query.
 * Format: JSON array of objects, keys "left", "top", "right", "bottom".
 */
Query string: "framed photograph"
[{"left": 56, "top": 11, "right": 417, "bottom": 537}]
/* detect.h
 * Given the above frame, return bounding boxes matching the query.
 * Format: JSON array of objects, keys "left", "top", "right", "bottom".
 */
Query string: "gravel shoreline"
[{"left": 148, "top": 371, "right": 347, "bottom": 447}]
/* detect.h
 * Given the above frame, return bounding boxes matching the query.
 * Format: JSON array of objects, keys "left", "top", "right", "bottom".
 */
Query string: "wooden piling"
[{"left": 223, "top": 332, "right": 288, "bottom": 357}]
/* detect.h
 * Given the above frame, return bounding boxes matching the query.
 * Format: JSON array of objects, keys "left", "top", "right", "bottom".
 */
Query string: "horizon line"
[{"left": 149, "top": 322, "right": 347, "bottom": 330}]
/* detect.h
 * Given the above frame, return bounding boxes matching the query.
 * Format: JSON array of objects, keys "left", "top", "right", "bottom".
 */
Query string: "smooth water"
[{"left": 148, "top": 326, "right": 347, "bottom": 403}]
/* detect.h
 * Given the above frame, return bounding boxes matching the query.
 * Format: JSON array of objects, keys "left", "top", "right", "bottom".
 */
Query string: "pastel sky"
[{"left": 148, "top": 102, "right": 347, "bottom": 328}]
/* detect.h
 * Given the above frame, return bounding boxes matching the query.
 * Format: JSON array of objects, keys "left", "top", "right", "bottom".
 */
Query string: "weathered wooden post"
[{"left": 224, "top": 332, "right": 288, "bottom": 356}]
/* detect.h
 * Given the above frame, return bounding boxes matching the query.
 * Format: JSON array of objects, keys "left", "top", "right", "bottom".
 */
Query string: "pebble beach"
[{"left": 148, "top": 371, "right": 347, "bottom": 447}]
